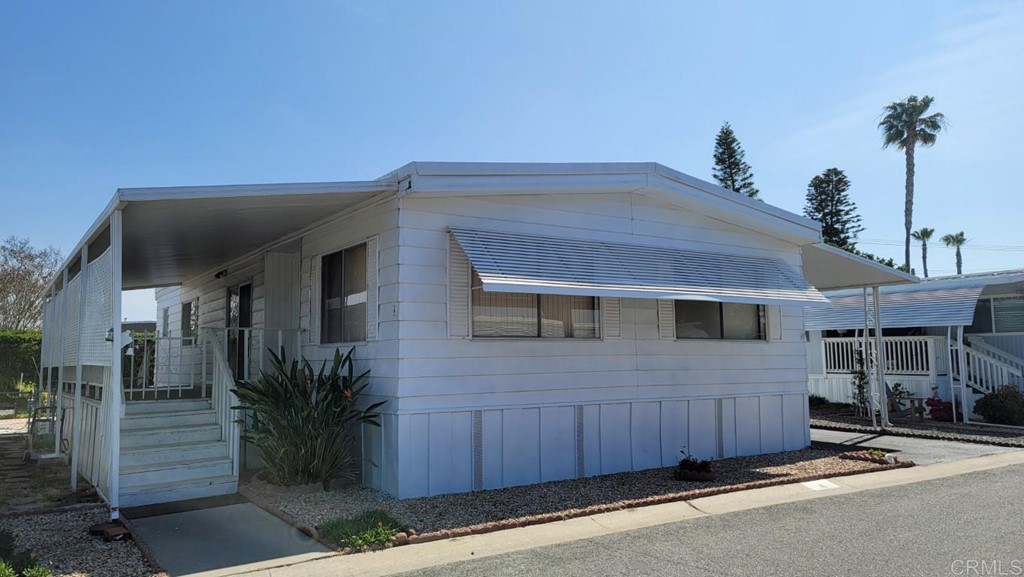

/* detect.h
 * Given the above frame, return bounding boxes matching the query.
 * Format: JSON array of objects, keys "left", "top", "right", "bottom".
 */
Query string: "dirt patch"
[{"left": 0, "top": 434, "right": 98, "bottom": 512}]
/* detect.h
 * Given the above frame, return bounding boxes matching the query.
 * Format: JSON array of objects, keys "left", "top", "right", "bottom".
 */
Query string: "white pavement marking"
[{"left": 801, "top": 479, "right": 840, "bottom": 491}]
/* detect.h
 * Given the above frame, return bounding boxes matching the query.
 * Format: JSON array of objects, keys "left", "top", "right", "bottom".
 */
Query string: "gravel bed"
[
  {"left": 247, "top": 448, "right": 880, "bottom": 533},
  {"left": 1, "top": 508, "right": 158, "bottom": 577},
  {"left": 811, "top": 413, "right": 1024, "bottom": 447}
]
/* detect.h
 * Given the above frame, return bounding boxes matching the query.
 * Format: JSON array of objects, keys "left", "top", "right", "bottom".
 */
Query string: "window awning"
[
  {"left": 450, "top": 228, "right": 829, "bottom": 306},
  {"left": 804, "top": 285, "right": 986, "bottom": 331}
]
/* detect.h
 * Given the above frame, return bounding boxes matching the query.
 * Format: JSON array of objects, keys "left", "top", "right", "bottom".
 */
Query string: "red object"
[{"left": 925, "top": 397, "right": 962, "bottom": 422}]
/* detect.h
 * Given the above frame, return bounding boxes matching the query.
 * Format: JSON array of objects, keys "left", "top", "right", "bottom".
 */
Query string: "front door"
[{"left": 226, "top": 283, "right": 253, "bottom": 380}]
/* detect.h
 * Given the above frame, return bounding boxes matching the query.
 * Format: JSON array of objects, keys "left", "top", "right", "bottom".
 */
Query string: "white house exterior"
[
  {"left": 38, "top": 162, "right": 913, "bottom": 515},
  {"left": 806, "top": 270, "right": 1024, "bottom": 419}
]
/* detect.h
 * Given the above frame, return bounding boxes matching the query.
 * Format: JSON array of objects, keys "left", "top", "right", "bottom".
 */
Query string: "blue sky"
[{"left": 2, "top": 1, "right": 1022, "bottom": 319}]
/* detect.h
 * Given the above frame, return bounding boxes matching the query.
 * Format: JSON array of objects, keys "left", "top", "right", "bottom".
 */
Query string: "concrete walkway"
[
  {"left": 810, "top": 427, "right": 1019, "bottom": 464},
  {"left": 129, "top": 503, "right": 333, "bottom": 577}
]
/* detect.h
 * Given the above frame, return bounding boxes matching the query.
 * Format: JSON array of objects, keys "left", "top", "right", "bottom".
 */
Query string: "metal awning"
[
  {"left": 450, "top": 228, "right": 829, "bottom": 306},
  {"left": 804, "top": 285, "right": 985, "bottom": 330},
  {"left": 801, "top": 243, "right": 918, "bottom": 291}
]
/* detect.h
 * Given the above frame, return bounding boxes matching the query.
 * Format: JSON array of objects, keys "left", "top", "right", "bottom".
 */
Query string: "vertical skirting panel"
[
  {"left": 719, "top": 398, "right": 737, "bottom": 458},
  {"left": 688, "top": 399, "right": 717, "bottom": 460},
  {"left": 660, "top": 400, "right": 689, "bottom": 466},
  {"left": 481, "top": 410, "right": 503, "bottom": 489},
  {"left": 539, "top": 406, "right": 576, "bottom": 482},
  {"left": 734, "top": 397, "right": 761, "bottom": 456},
  {"left": 599, "top": 404, "right": 631, "bottom": 474},
  {"left": 502, "top": 408, "right": 540, "bottom": 487},
  {"left": 450, "top": 411, "right": 473, "bottom": 493},
  {"left": 575, "top": 405, "right": 585, "bottom": 478},
  {"left": 758, "top": 395, "right": 785, "bottom": 453},
  {"left": 630, "top": 402, "right": 661, "bottom": 470},
  {"left": 582, "top": 405, "right": 602, "bottom": 476},
  {"left": 781, "top": 394, "right": 809, "bottom": 451}
]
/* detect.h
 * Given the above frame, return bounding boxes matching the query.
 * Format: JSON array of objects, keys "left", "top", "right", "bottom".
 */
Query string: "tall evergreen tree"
[
  {"left": 803, "top": 168, "right": 863, "bottom": 250},
  {"left": 712, "top": 122, "right": 759, "bottom": 198}
]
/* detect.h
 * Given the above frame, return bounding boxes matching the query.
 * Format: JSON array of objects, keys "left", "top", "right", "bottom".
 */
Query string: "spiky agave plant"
[{"left": 232, "top": 347, "right": 384, "bottom": 487}]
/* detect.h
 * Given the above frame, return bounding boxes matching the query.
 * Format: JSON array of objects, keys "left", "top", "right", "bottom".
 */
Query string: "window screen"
[
  {"left": 675, "top": 301, "right": 765, "bottom": 340},
  {"left": 321, "top": 244, "right": 367, "bottom": 343},
  {"left": 993, "top": 297, "right": 1024, "bottom": 333},
  {"left": 471, "top": 270, "right": 599, "bottom": 338}
]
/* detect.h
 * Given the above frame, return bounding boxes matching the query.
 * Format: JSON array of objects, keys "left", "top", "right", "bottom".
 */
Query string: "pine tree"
[
  {"left": 803, "top": 168, "right": 864, "bottom": 250},
  {"left": 712, "top": 122, "right": 759, "bottom": 198}
]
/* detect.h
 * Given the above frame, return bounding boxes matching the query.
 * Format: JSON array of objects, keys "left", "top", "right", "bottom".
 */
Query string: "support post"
[
  {"left": 862, "top": 288, "right": 877, "bottom": 428},
  {"left": 958, "top": 325, "right": 970, "bottom": 424},
  {"left": 53, "top": 270, "right": 69, "bottom": 457},
  {"left": 108, "top": 209, "right": 123, "bottom": 521},
  {"left": 874, "top": 287, "right": 890, "bottom": 427},
  {"left": 71, "top": 244, "right": 88, "bottom": 492}
]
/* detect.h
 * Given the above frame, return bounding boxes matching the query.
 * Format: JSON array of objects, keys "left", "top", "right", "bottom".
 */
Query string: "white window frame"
[{"left": 318, "top": 241, "right": 369, "bottom": 345}]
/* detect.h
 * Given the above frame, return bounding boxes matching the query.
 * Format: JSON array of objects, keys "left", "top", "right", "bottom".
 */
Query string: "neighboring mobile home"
[
  {"left": 38, "top": 162, "right": 913, "bottom": 516},
  {"left": 805, "top": 270, "right": 1024, "bottom": 418}
]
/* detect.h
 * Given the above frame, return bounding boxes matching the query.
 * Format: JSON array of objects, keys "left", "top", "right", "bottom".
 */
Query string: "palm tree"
[
  {"left": 911, "top": 227, "right": 935, "bottom": 278},
  {"left": 941, "top": 231, "right": 968, "bottom": 275},
  {"left": 879, "top": 95, "right": 947, "bottom": 271}
]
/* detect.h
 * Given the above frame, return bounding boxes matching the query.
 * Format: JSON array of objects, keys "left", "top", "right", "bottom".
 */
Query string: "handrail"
[
  {"left": 962, "top": 346, "right": 1024, "bottom": 396},
  {"left": 967, "top": 336, "right": 1024, "bottom": 374},
  {"left": 206, "top": 333, "right": 241, "bottom": 478}
]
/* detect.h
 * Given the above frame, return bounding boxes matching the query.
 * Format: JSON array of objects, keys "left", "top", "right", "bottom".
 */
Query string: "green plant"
[
  {"left": 866, "top": 448, "right": 887, "bottom": 460},
  {"left": 232, "top": 348, "right": 384, "bottom": 487},
  {"left": 0, "top": 529, "right": 48, "bottom": 577},
  {"left": 890, "top": 382, "right": 910, "bottom": 401},
  {"left": 317, "top": 510, "right": 405, "bottom": 550},
  {"left": 974, "top": 386, "right": 1024, "bottom": 426},
  {"left": 677, "top": 446, "right": 712, "bottom": 473},
  {"left": 850, "top": 350, "right": 871, "bottom": 416}
]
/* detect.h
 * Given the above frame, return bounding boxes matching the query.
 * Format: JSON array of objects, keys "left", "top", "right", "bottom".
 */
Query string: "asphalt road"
[{"left": 397, "top": 463, "right": 1024, "bottom": 577}]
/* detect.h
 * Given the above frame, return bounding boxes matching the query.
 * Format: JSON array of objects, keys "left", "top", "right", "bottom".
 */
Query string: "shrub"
[
  {"left": 924, "top": 397, "right": 961, "bottom": 422},
  {"left": 808, "top": 394, "right": 829, "bottom": 409},
  {"left": 317, "top": 510, "right": 405, "bottom": 550},
  {"left": 232, "top": 348, "right": 385, "bottom": 487},
  {"left": 0, "top": 529, "right": 50, "bottom": 577},
  {"left": 974, "top": 386, "right": 1024, "bottom": 426}
]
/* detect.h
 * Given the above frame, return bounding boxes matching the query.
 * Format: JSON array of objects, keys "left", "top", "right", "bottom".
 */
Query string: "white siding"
[{"left": 387, "top": 191, "right": 812, "bottom": 497}]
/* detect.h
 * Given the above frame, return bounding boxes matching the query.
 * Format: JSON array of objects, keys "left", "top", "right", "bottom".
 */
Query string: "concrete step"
[
  {"left": 121, "top": 409, "right": 217, "bottom": 431},
  {"left": 118, "top": 475, "right": 238, "bottom": 508},
  {"left": 120, "top": 424, "right": 221, "bottom": 449},
  {"left": 120, "top": 457, "right": 233, "bottom": 488},
  {"left": 125, "top": 398, "right": 212, "bottom": 416},
  {"left": 119, "top": 440, "right": 229, "bottom": 468}
]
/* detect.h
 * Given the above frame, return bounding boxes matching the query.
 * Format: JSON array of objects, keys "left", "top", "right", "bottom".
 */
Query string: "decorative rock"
[{"left": 391, "top": 532, "right": 408, "bottom": 546}]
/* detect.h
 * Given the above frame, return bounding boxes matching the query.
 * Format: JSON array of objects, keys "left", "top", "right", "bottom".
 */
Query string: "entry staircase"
[{"left": 117, "top": 329, "right": 243, "bottom": 507}]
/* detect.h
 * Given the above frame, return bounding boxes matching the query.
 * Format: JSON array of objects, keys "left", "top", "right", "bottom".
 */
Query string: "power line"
[{"left": 857, "top": 239, "right": 1024, "bottom": 252}]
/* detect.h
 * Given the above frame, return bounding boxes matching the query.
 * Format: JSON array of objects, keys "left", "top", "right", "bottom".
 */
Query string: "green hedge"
[{"left": 0, "top": 331, "right": 40, "bottom": 391}]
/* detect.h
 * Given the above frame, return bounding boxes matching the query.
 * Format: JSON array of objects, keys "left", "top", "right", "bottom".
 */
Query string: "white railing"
[
  {"left": 207, "top": 335, "right": 241, "bottom": 478},
  {"left": 823, "top": 336, "right": 946, "bottom": 376},
  {"left": 967, "top": 337, "right": 1024, "bottom": 378},
  {"left": 959, "top": 347, "right": 1024, "bottom": 395},
  {"left": 124, "top": 333, "right": 204, "bottom": 401}
]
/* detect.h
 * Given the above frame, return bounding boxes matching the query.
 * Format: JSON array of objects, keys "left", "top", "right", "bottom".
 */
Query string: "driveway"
[{"left": 810, "top": 427, "right": 1018, "bottom": 465}]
